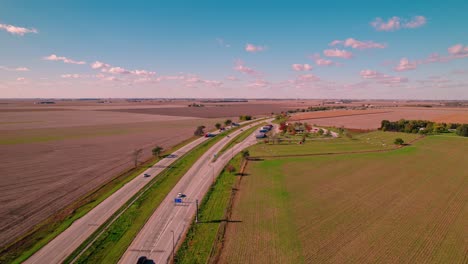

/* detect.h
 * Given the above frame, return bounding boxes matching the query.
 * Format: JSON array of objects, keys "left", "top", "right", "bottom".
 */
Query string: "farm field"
[
  {"left": 219, "top": 134, "right": 468, "bottom": 263},
  {"left": 0, "top": 99, "right": 267, "bottom": 249},
  {"left": 291, "top": 107, "right": 468, "bottom": 129}
]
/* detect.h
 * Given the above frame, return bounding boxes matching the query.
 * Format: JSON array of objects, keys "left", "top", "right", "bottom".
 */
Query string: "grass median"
[
  {"left": 64, "top": 127, "right": 243, "bottom": 264},
  {"left": 175, "top": 154, "right": 243, "bottom": 263}
]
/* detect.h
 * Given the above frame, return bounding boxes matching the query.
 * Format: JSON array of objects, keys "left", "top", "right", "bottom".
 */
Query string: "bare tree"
[{"left": 133, "top": 148, "right": 143, "bottom": 168}]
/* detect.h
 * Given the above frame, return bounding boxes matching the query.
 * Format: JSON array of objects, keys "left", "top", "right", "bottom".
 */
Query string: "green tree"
[
  {"left": 224, "top": 119, "right": 232, "bottom": 126},
  {"left": 318, "top": 128, "right": 324, "bottom": 136},
  {"left": 394, "top": 138, "right": 404, "bottom": 145},
  {"left": 215, "top": 123, "right": 222, "bottom": 130},
  {"left": 194, "top": 125, "right": 206, "bottom": 136},
  {"left": 456, "top": 124, "right": 468, "bottom": 137},
  {"left": 152, "top": 146, "right": 164, "bottom": 159}
]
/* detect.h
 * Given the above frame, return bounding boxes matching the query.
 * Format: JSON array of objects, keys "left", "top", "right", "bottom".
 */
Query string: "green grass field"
[
  {"left": 219, "top": 133, "right": 467, "bottom": 263},
  {"left": 250, "top": 131, "right": 421, "bottom": 157}
]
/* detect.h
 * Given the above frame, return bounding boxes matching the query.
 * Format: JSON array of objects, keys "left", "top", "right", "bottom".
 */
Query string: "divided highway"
[
  {"left": 25, "top": 119, "right": 264, "bottom": 264},
  {"left": 119, "top": 120, "right": 272, "bottom": 264}
]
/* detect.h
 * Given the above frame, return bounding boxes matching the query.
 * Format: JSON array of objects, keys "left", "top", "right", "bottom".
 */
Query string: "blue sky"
[{"left": 1, "top": 0, "right": 467, "bottom": 99}]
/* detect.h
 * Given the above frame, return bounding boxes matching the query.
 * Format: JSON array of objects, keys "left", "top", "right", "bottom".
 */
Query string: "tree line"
[{"left": 380, "top": 119, "right": 468, "bottom": 137}]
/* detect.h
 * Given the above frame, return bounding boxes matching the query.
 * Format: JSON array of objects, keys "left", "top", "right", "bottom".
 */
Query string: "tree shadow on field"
[
  {"left": 198, "top": 219, "right": 243, "bottom": 224},
  {"left": 235, "top": 173, "right": 249, "bottom": 177}
]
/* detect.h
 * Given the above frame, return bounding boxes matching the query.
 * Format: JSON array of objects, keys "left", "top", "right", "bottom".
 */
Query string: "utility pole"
[{"left": 195, "top": 199, "right": 199, "bottom": 223}]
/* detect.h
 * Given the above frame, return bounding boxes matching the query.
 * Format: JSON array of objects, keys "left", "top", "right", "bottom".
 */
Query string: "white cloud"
[
  {"left": 43, "top": 54, "right": 86, "bottom": 65},
  {"left": 330, "top": 38, "right": 386, "bottom": 49},
  {"left": 0, "top": 23, "right": 38, "bottom": 36},
  {"left": 0, "top": 66, "right": 30, "bottom": 72},
  {"left": 292, "top": 64, "right": 313, "bottom": 71},
  {"left": 245, "top": 43, "right": 266, "bottom": 53},
  {"left": 371, "top": 16, "right": 427, "bottom": 31},
  {"left": 394, "top": 58, "right": 418, "bottom": 71}
]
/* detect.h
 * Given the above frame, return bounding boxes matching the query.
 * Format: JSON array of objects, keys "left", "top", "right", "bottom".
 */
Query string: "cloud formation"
[
  {"left": 233, "top": 60, "right": 258, "bottom": 76},
  {"left": 448, "top": 44, "right": 468, "bottom": 57},
  {"left": 292, "top": 64, "right": 313, "bottom": 71},
  {"left": 245, "top": 43, "right": 266, "bottom": 53},
  {"left": 0, "top": 66, "right": 30, "bottom": 72},
  {"left": 310, "top": 54, "right": 336, "bottom": 66},
  {"left": 394, "top": 57, "right": 417, "bottom": 71},
  {"left": 371, "top": 16, "right": 427, "bottom": 31},
  {"left": 61, "top": 74, "right": 85, "bottom": 79},
  {"left": 360, "top": 69, "right": 408, "bottom": 84},
  {"left": 247, "top": 79, "right": 269, "bottom": 88},
  {"left": 0, "top": 23, "right": 38, "bottom": 36},
  {"left": 330, "top": 38, "right": 386, "bottom": 49},
  {"left": 323, "top": 49, "right": 353, "bottom": 59},
  {"left": 90, "top": 61, "right": 155, "bottom": 77},
  {"left": 43, "top": 54, "right": 86, "bottom": 65}
]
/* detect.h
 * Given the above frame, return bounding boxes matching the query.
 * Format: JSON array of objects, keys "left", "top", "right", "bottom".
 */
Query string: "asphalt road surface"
[
  {"left": 24, "top": 119, "right": 262, "bottom": 264},
  {"left": 118, "top": 121, "right": 271, "bottom": 264}
]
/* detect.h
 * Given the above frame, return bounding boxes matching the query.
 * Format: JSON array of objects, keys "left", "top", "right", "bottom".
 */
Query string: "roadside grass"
[
  {"left": 175, "top": 154, "right": 242, "bottom": 263},
  {"left": 65, "top": 129, "right": 236, "bottom": 264},
  {"left": 219, "top": 135, "right": 467, "bottom": 263},
  {"left": 250, "top": 131, "right": 421, "bottom": 157},
  {"left": 0, "top": 135, "right": 198, "bottom": 264}
]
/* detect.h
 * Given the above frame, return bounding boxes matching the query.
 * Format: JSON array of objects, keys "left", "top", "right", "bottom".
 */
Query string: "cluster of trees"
[
  {"left": 380, "top": 119, "right": 468, "bottom": 137},
  {"left": 188, "top": 103, "right": 204, "bottom": 107},
  {"left": 279, "top": 121, "right": 312, "bottom": 135},
  {"left": 283, "top": 106, "right": 347, "bottom": 114},
  {"left": 215, "top": 119, "right": 233, "bottom": 130},
  {"left": 278, "top": 121, "right": 333, "bottom": 137},
  {"left": 239, "top": 115, "right": 252, "bottom": 121}
]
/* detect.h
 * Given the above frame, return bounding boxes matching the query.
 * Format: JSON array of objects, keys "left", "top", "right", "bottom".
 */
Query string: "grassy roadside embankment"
[
  {"left": 174, "top": 123, "right": 263, "bottom": 263},
  {"left": 64, "top": 124, "right": 251, "bottom": 264},
  {"left": 175, "top": 154, "right": 243, "bottom": 263},
  {"left": 0, "top": 135, "right": 197, "bottom": 264}
]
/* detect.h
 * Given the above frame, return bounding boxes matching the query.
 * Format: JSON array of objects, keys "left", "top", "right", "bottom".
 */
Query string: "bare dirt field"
[{"left": 290, "top": 107, "right": 468, "bottom": 129}]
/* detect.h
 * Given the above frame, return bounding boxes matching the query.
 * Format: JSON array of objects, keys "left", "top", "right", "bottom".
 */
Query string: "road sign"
[{"left": 174, "top": 198, "right": 183, "bottom": 204}]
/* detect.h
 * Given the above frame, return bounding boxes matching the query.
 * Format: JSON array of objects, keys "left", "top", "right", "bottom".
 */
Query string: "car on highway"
[
  {"left": 205, "top": 133, "right": 216, "bottom": 137},
  {"left": 177, "top": 192, "right": 187, "bottom": 198},
  {"left": 143, "top": 173, "right": 151, "bottom": 177},
  {"left": 137, "top": 256, "right": 147, "bottom": 264}
]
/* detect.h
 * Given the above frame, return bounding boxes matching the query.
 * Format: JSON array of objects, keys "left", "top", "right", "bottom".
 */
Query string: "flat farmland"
[
  {"left": 0, "top": 104, "right": 228, "bottom": 248},
  {"left": 290, "top": 107, "right": 468, "bottom": 129},
  {"left": 0, "top": 99, "right": 318, "bottom": 248},
  {"left": 103, "top": 103, "right": 295, "bottom": 118},
  {"left": 219, "top": 134, "right": 467, "bottom": 263}
]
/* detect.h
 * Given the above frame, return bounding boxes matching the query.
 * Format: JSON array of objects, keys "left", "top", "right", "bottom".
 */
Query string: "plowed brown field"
[
  {"left": 0, "top": 99, "right": 289, "bottom": 248},
  {"left": 290, "top": 107, "right": 468, "bottom": 129}
]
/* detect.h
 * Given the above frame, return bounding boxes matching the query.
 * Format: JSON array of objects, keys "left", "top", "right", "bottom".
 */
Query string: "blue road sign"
[{"left": 174, "top": 198, "right": 183, "bottom": 203}]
